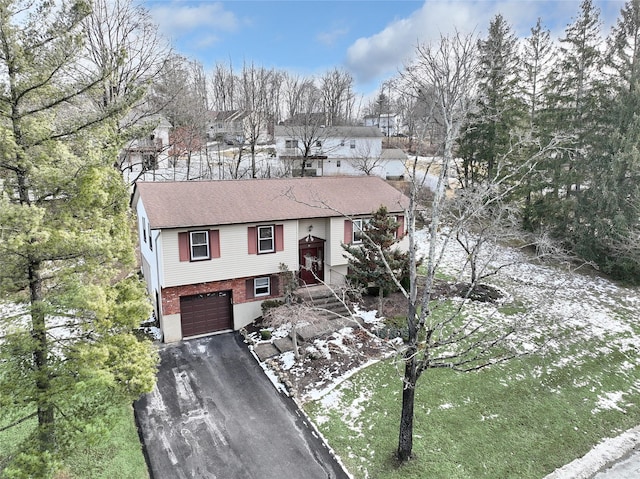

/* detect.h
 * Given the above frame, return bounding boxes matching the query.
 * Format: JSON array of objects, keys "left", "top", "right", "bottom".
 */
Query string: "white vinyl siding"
[{"left": 162, "top": 222, "right": 298, "bottom": 288}]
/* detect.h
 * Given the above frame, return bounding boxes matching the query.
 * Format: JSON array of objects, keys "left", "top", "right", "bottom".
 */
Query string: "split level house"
[
  {"left": 274, "top": 125, "right": 407, "bottom": 179},
  {"left": 132, "top": 176, "right": 410, "bottom": 342}
]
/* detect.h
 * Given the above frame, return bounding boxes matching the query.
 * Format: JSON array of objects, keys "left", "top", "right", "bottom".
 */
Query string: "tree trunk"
[
  {"left": 397, "top": 351, "right": 418, "bottom": 462},
  {"left": 29, "top": 261, "right": 55, "bottom": 450}
]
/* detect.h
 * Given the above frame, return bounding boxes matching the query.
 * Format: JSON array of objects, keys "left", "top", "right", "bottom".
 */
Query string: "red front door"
[{"left": 299, "top": 245, "right": 324, "bottom": 285}]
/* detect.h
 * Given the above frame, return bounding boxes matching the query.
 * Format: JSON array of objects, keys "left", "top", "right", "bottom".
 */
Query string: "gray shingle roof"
[
  {"left": 273, "top": 125, "right": 383, "bottom": 138},
  {"left": 134, "top": 176, "right": 409, "bottom": 229}
]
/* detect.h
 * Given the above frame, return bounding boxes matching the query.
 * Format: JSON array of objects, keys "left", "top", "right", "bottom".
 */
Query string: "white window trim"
[
  {"left": 254, "top": 277, "right": 270, "bottom": 297},
  {"left": 257, "top": 225, "right": 275, "bottom": 254},
  {"left": 352, "top": 218, "right": 370, "bottom": 244},
  {"left": 190, "top": 231, "right": 210, "bottom": 260}
]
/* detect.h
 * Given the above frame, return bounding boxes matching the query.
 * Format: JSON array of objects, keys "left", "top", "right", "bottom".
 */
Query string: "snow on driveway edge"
[{"left": 544, "top": 425, "right": 640, "bottom": 479}]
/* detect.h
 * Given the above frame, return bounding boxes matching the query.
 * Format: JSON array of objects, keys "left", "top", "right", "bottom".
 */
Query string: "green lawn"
[
  {"left": 306, "top": 344, "right": 640, "bottom": 479},
  {"left": 0, "top": 404, "right": 148, "bottom": 479},
  {"left": 305, "top": 254, "right": 640, "bottom": 479}
]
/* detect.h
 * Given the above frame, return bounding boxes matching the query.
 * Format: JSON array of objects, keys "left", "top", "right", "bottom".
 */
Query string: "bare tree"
[
  {"left": 209, "top": 61, "right": 237, "bottom": 111},
  {"left": 320, "top": 67, "right": 355, "bottom": 126},
  {"left": 83, "top": 0, "right": 169, "bottom": 111},
  {"left": 82, "top": 0, "right": 171, "bottom": 177},
  {"left": 350, "top": 141, "right": 385, "bottom": 175},
  {"left": 282, "top": 73, "right": 317, "bottom": 121},
  {"left": 239, "top": 63, "right": 273, "bottom": 177},
  {"left": 396, "top": 31, "right": 480, "bottom": 463}
]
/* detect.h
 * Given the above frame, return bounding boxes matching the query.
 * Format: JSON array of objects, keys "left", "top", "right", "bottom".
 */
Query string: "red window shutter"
[
  {"left": 247, "top": 227, "right": 257, "bottom": 254},
  {"left": 275, "top": 225, "right": 284, "bottom": 252},
  {"left": 210, "top": 230, "right": 220, "bottom": 258},
  {"left": 271, "top": 275, "right": 280, "bottom": 296},
  {"left": 396, "top": 215, "right": 405, "bottom": 239},
  {"left": 178, "top": 232, "right": 190, "bottom": 261},
  {"left": 245, "top": 279, "right": 254, "bottom": 299},
  {"left": 344, "top": 220, "right": 353, "bottom": 244}
]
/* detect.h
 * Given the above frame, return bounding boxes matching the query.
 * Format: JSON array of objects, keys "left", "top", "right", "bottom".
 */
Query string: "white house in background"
[
  {"left": 132, "top": 176, "right": 409, "bottom": 342},
  {"left": 274, "top": 125, "right": 406, "bottom": 179},
  {"left": 121, "top": 114, "right": 172, "bottom": 172},
  {"left": 206, "top": 110, "right": 270, "bottom": 144},
  {"left": 364, "top": 113, "right": 400, "bottom": 137}
]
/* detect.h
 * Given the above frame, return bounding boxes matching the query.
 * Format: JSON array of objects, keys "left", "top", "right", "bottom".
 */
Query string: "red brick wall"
[{"left": 161, "top": 275, "right": 281, "bottom": 315}]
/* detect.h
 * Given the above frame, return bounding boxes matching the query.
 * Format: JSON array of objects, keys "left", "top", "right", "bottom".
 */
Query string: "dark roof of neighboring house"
[
  {"left": 134, "top": 176, "right": 409, "bottom": 229},
  {"left": 273, "top": 125, "right": 383, "bottom": 138}
]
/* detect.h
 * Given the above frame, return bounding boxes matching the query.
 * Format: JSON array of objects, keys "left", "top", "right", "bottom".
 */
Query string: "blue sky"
[{"left": 144, "top": 0, "right": 625, "bottom": 96}]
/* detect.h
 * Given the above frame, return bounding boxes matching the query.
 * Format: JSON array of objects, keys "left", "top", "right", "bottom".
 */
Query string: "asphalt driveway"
[{"left": 134, "top": 333, "right": 349, "bottom": 479}]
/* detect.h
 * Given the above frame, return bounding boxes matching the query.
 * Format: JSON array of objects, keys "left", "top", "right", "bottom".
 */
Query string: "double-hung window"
[
  {"left": 254, "top": 277, "right": 270, "bottom": 296},
  {"left": 257, "top": 225, "right": 275, "bottom": 254},
  {"left": 350, "top": 139, "right": 356, "bottom": 149},
  {"left": 352, "top": 218, "right": 370, "bottom": 244},
  {"left": 285, "top": 139, "right": 298, "bottom": 149},
  {"left": 190, "top": 231, "right": 210, "bottom": 260}
]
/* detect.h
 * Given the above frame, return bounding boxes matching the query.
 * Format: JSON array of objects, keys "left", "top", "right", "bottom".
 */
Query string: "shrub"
[
  {"left": 261, "top": 299, "right": 283, "bottom": 314},
  {"left": 260, "top": 329, "right": 272, "bottom": 340}
]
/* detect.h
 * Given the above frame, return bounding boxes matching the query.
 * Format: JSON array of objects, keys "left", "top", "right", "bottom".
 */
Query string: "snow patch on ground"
[{"left": 592, "top": 391, "right": 629, "bottom": 414}]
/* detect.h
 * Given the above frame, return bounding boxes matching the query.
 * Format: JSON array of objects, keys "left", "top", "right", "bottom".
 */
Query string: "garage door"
[{"left": 180, "top": 291, "right": 233, "bottom": 338}]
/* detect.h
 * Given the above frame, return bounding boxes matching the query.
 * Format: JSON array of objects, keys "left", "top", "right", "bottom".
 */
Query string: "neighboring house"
[
  {"left": 274, "top": 125, "right": 405, "bottom": 179},
  {"left": 121, "top": 114, "right": 171, "bottom": 171},
  {"left": 364, "top": 113, "right": 400, "bottom": 137},
  {"left": 206, "top": 110, "right": 270, "bottom": 144},
  {"left": 132, "top": 176, "right": 409, "bottom": 342}
]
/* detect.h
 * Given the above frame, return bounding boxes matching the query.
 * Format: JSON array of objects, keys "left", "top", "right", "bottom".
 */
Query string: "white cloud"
[
  {"left": 345, "top": 1, "right": 492, "bottom": 85},
  {"left": 345, "top": 0, "right": 623, "bottom": 87},
  {"left": 317, "top": 26, "right": 350, "bottom": 47},
  {"left": 194, "top": 34, "right": 221, "bottom": 49},
  {"left": 150, "top": 1, "right": 238, "bottom": 36}
]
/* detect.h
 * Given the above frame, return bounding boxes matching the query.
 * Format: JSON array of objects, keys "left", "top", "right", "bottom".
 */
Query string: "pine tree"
[
  {"left": 0, "top": 1, "right": 157, "bottom": 475},
  {"left": 572, "top": 0, "right": 640, "bottom": 280},
  {"left": 519, "top": 18, "right": 557, "bottom": 229},
  {"left": 342, "top": 206, "right": 408, "bottom": 314},
  {"left": 538, "top": 0, "right": 604, "bottom": 236},
  {"left": 457, "top": 14, "right": 525, "bottom": 186}
]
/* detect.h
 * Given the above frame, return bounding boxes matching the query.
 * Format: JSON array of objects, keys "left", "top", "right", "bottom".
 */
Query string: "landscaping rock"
[
  {"left": 274, "top": 337, "right": 295, "bottom": 353},
  {"left": 253, "top": 343, "right": 279, "bottom": 361}
]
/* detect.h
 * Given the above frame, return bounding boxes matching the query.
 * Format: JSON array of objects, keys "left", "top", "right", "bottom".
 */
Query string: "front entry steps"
[
  {"left": 252, "top": 285, "right": 356, "bottom": 361},
  {"left": 294, "top": 284, "right": 353, "bottom": 320}
]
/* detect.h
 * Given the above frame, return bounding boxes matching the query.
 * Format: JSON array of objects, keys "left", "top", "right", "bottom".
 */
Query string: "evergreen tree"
[
  {"left": 536, "top": 0, "right": 604, "bottom": 235},
  {"left": 342, "top": 206, "right": 408, "bottom": 314},
  {"left": 0, "top": 1, "right": 157, "bottom": 475},
  {"left": 520, "top": 18, "right": 557, "bottom": 228},
  {"left": 573, "top": 0, "right": 640, "bottom": 280},
  {"left": 457, "top": 14, "right": 525, "bottom": 186}
]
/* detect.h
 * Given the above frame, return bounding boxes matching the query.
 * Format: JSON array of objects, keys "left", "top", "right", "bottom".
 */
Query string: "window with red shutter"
[
  {"left": 210, "top": 230, "right": 220, "bottom": 258},
  {"left": 248, "top": 227, "right": 257, "bottom": 254},
  {"left": 344, "top": 220, "right": 353, "bottom": 244}
]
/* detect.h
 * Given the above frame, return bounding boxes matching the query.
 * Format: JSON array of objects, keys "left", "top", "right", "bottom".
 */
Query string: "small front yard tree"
[{"left": 342, "top": 206, "right": 408, "bottom": 316}]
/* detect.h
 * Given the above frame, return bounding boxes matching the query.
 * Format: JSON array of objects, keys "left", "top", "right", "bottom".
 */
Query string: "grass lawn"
[
  {"left": 304, "top": 235, "right": 640, "bottom": 479},
  {"left": 305, "top": 343, "right": 640, "bottom": 479},
  {"left": 0, "top": 403, "right": 148, "bottom": 479}
]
